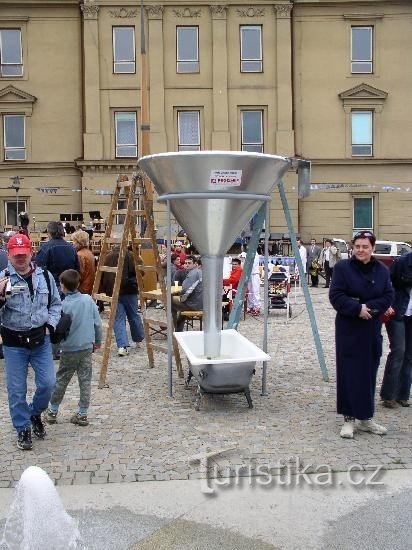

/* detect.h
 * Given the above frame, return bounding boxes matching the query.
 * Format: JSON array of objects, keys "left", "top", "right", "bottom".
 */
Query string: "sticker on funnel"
[{"left": 209, "top": 169, "right": 242, "bottom": 188}]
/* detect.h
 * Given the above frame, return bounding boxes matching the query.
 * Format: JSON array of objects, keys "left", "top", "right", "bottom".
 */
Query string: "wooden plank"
[
  {"left": 93, "top": 292, "right": 113, "bottom": 303},
  {"left": 133, "top": 237, "right": 152, "bottom": 244},
  {"left": 105, "top": 237, "right": 123, "bottom": 244},
  {"left": 137, "top": 265, "right": 158, "bottom": 273},
  {"left": 98, "top": 266, "right": 118, "bottom": 273}
]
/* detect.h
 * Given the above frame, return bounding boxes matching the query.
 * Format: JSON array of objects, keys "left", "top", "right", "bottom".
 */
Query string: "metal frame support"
[
  {"left": 226, "top": 202, "right": 266, "bottom": 330},
  {"left": 166, "top": 200, "right": 173, "bottom": 397},
  {"left": 277, "top": 180, "right": 329, "bottom": 382}
]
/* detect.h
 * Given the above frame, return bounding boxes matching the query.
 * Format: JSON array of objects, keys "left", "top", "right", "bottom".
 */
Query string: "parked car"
[
  {"left": 332, "top": 238, "right": 349, "bottom": 260},
  {"left": 373, "top": 240, "right": 412, "bottom": 267}
]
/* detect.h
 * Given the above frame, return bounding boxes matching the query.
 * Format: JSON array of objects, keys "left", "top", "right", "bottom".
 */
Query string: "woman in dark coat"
[{"left": 329, "top": 231, "right": 394, "bottom": 439}]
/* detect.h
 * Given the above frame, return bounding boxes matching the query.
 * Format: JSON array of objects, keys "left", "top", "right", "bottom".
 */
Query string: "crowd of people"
[
  {"left": 0, "top": 223, "right": 410, "bottom": 450},
  {"left": 297, "top": 237, "right": 344, "bottom": 287}
]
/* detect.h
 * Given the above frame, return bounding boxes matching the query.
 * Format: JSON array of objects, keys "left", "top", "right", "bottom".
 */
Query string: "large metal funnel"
[
  {"left": 138, "top": 151, "right": 292, "bottom": 359},
  {"left": 138, "top": 151, "right": 291, "bottom": 256}
]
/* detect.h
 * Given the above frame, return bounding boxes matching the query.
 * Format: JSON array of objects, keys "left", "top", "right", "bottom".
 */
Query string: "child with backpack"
[{"left": 45, "top": 269, "right": 102, "bottom": 426}]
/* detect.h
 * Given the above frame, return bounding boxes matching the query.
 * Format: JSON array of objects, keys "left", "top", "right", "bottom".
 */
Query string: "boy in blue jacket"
[{"left": 45, "top": 269, "right": 102, "bottom": 426}]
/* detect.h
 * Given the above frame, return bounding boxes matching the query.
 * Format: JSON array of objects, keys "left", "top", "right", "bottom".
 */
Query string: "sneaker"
[
  {"left": 17, "top": 427, "right": 33, "bottom": 450},
  {"left": 118, "top": 347, "right": 129, "bottom": 357},
  {"left": 131, "top": 341, "right": 142, "bottom": 349},
  {"left": 396, "top": 400, "right": 410, "bottom": 407},
  {"left": 70, "top": 413, "right": 89, "bottom": 426},
  {"left": 30, "top": 414, "right": 46, "bottom": 438},
  {"left": 382, "top": 399, "right": 399, "bottom": 409},
  {"left": 340, "top": 420, "right": 355, "bottom": 439},
  {"left": 357, "top": 419, "right": 387, "bottom": 435},
  {"left": 45, "top": 409, "right": 58, "bottom": 424}
]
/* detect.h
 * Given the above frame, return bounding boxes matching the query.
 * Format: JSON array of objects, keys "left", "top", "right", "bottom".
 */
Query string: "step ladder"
[
  {"left": 133, "top": 172, "right": 183, "bottom": 379},
  {"left": 93, "top": 173, "right": 182, "bottom": 388}
]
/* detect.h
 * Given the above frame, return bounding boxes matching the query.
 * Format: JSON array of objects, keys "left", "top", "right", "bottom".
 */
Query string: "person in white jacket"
[
  {"left": 297, "top": 240, "right": 307, "bottom": 274},
  {"left": 246, "top": 251, "right": 261, "bottom": 315}
]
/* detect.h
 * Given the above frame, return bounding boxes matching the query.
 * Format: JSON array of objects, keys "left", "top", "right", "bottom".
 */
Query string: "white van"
[{"left": 332, "top": 238, "right": 349, "bottom": 260}]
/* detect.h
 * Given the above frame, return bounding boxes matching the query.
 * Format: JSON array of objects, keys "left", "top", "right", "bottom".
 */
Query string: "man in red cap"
[{"left": 0, "top": 234, "right": 61, "bottom": 450}]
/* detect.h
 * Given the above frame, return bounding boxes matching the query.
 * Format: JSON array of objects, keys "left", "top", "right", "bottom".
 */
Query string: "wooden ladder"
[
  {"left": 92, "top": 174, "right": 141, "bottom": 387},
  {"left": 93, "top": 173, "right": 182, "bottom": 388},
  {"left": 132, "top": 172, "right": 183, "bottom": 379}
]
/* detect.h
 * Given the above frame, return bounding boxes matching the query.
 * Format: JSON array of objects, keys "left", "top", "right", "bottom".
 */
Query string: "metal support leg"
[
  {"left": 244, "top": 387, "right": 253, "bottom": 408},
  {"left": 278, "top": 180, "right": 329, "bottom": 382},
  {"left": 166, "top": 200, "right": 173, "bottom": 397}
]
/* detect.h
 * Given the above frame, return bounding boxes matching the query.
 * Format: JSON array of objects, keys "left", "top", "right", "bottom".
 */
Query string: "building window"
[
  {"left": 241, "top": 110, "right": 263, "bottom": 152},
  {"left": 113, "top": 27, "right": 136, "bottom": 73},
  {"left": 351, "top": 26, "right": 373, "bottom": 73},
  {"left": 3, "top": 114, "right": 25, "bottom": 160},
  {"left": 115, "top": 111, "right": 137, "bottom": 157},
  {"left": 176, "top": 27, "right": 199, "bottom": 73},
  {"left": 177, "top": 111, "right": 200, "bottom": 151},
  {"left": 0, "top": 29, "right": 23, "bottom": 77},
  {"left": 240, "top": 26, "right": 262, "bottom": 72},
  {"left": 4, "top": 199, "right": 27, "bottom": 226},
  {"left": 353, "top": 196, "right": 373, "bottom": 231},
  {"left": 351, "top": 111, "right": 372, "bottom": 156},
  {"left": 116, "top": 198, "right": 139, "bottom": 225}
]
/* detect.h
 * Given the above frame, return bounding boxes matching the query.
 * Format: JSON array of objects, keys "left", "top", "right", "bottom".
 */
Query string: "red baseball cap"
[{"left": 7, "top": 234, "right": 32, "bottom": 256}]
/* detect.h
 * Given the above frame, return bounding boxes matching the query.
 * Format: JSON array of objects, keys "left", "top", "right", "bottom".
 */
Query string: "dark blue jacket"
[
  {"left": 35, "top": 238, "right": 80, "bottom": 285},
  {"left": 389, "top": 252, "right": 412, "bottom": 318},
  {"left": 329, "top": 257, "right": 394, "bottom": 419}
]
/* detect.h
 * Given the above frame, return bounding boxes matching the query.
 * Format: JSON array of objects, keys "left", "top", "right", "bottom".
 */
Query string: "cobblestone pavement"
[{"left": 0, "top": 287, "right": 410, "bottom": 487}]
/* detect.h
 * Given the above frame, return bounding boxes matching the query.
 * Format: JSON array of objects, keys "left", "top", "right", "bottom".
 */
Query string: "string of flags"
[
  {"left": 290, "top": 183, "right": 412, "bottom": 193},
  {"left": 36, "top": 187, "right": 59, "bottom": 194},
  {"left": 34, "top": 184, "right": 412, "bottom": 195}
]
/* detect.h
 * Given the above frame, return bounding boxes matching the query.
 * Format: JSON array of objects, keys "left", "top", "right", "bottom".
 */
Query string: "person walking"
[
  {"left": 71, "top": 229, "right": 96, "bottom": 295},
  {"left": 0, "top": 234, "right": 61, "bottom": 450},
  {"left": 45, "top": 269, "right": 102, "bottom": 427},
  {"left": 100, "top": 247, "right": 144, "bottom": 356},
  {"left": 329, "top": 231, "right": 394, "bottom": 439},
  {"left": 380, "top": 250, "right": 412, "bottom": 408},
  {"left": 35, "top": 221, "right": 80, "bottom": 293}
]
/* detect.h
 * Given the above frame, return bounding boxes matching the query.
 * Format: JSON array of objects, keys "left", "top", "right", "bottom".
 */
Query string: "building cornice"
[
  {"left": 0, "top": 1, "right": 78, "bottom": 5},
  {"left": 75, "top": 159, "right": 139, "bottom": 173},
  {"left": 310, "top": 159, "right": 412, "bottom": 166},
  {"left": 0, "top": 162, "right": 77, "bottom": 171}
]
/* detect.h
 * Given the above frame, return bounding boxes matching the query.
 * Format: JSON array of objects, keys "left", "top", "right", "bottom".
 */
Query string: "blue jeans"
[
  {"left": 3, "top": 336, "right": 56, "bottom": 433},
  {"left": 113, "top": 294, "right": 144, "bottom": 348},
  {"left": 380, "top": 316, "right": 412, "bottom": 401}
]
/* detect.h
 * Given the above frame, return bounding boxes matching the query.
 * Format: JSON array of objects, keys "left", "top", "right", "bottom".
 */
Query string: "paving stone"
[
  {"left": 0, "top": 288, "right": 410, "bottom": 486},
  {"left": 73, "top": 472, "right": 92, "bottom": 485}
]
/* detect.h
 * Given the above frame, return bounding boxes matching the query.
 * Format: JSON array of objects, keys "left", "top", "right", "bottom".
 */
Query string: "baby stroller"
[{"left": 268, "top": 270, "right": 292, "bottom": 318}]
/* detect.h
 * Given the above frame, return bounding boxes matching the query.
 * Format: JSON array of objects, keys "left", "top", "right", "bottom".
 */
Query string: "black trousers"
[{"left": 324, "top": 261, "right": 333, "bottom": 287}]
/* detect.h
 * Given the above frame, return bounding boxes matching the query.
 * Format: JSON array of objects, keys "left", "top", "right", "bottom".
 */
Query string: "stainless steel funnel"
[
  {"left": 138, "top": 151, "right": 291, "bottom": 357},
  {"left": 138, "top": 151, "right": 291, "bottom": 256}
]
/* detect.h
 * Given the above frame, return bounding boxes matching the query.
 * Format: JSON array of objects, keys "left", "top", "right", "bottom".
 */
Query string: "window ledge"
[{"left": 343, "top": 14, "right": 384, "bottom": 21}]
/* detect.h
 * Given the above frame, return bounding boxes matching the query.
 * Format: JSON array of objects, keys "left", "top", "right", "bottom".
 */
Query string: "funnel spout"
[{"left": 203, "top": 255, "right": 223, "bottom": 358}]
